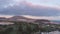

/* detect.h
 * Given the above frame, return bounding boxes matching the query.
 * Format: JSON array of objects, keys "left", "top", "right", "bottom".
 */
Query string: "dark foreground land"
[{"left": 0, "top": 21, "right": 60, "bottom": 34}]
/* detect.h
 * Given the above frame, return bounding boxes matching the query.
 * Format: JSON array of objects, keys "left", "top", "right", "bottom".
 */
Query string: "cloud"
[
  {"left": 22, "top": 15, "right": 60, "bottom": 20},
  {"left": 27, "top": 0, "right": 60, "bottom": 8},
  {"left": 0, "top": 0, "right": 60, "bottom": 16},
  {"left": 0, "top": 15, "right": 13, "bottom": 18},
  {"left": 0, "top": 0, "right": 19, "bottom": 9}
]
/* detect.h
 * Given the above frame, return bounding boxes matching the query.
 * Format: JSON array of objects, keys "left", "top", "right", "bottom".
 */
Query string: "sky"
[
  {"left": 26, "top": 0, "right": 60, "bottom": 8},
  {"left": 0, "top": 0, "right": 60, "bottom": 20}
]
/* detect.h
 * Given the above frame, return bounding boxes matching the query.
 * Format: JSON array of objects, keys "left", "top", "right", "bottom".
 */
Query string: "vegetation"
[{"left": 0, "top": 21, "right": 60, "bottom": 34}]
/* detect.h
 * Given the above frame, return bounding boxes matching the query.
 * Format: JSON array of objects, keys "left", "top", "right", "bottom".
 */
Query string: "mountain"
[
  {"left": 0, "top": 17, "right": 7, "bottom": 21},
  {"left": 7, "top": 16, "right": 60, "bottom": 24},
  {"left": 7, "top": 16, "right": 53, "bottom": 24},
  {"left": 0, "top": 16, "right": 59, "bottom": 24},
  {"left": 7, "top": 16, "right": 36, "bottom": 22}
]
